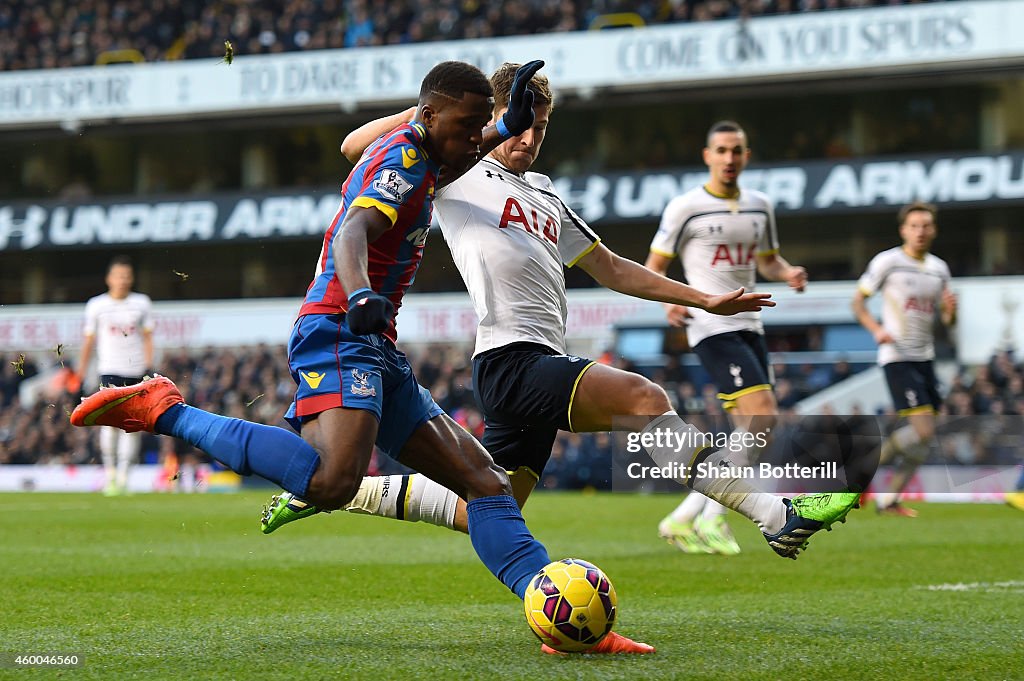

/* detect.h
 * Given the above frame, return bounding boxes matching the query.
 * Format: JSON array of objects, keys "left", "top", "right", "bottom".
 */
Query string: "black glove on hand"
[
  {"left": 346, "top": 288, "right": 394, "bottom": 336},
  {"left": 496, "top": 60, "right": 545, "bottom": 139}
]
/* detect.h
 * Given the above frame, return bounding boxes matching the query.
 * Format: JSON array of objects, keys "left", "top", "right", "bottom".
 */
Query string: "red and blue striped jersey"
[{"left": 299, "top": 122, "right": 438, "bottom": 343}]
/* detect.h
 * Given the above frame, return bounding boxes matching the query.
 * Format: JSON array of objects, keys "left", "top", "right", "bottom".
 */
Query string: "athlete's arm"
[
  {"left": 940, "top": 286, "right": 957, "bottom": 327},
  {"left": 332, "top": 206, "right": 393, "bottom": 294},
  {"left": 851, "top": 289, "right": 893, "bottom": 344},
  {"left": 581, "top": 243, "right": 774, "bottom": 315},
  {"left": 756, "top": 252, "right": 807, "bottom": 292},
  {"left": 142, "top": 328, "right": 154, "bottom": 373},
  {"left": 340, "top": 106, "right": 418, "bottom": 163},
  {"left": 644, "top": 251, "right": 690, "bottom": 327}
]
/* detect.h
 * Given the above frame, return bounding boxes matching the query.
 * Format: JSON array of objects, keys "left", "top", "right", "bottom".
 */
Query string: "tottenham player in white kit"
[
  {"left": 852, "top": 202, "right": 956, "bottom": 517},
  {"left": 76, "top": 256, "right": 155, "bottom": 495},
  {"left": 264, "top": 67, "right": 863, "bottom": 586},
  {"left": 645, "top": 121, "right": 809, "bottom": 555}
]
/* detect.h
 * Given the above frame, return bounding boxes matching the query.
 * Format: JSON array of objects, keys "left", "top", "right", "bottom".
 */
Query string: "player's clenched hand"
[
  {"left": 496, "top": 60, "right": 544, "bottom": 139},
  {"left": 873, "top": 328, "right": 895, "bottom": 345},
  {"left": 664, "top": 303, "right": 691, "bottom": 327},
  {"left": 786, "top": 265, "right": 808, "bottom": 293},
  {"left": 704, "top": 288, "right": 775, "bottom": 316},
  {"left": 346, "top": 288, "right": 394, "bottom": 335}
]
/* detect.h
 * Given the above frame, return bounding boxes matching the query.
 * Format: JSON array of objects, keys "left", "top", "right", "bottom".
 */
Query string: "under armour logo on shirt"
[{"left": 484, "top": 169, "right": 505, "bottom": 181}]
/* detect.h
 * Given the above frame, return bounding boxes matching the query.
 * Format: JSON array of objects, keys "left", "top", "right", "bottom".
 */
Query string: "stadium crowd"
[
  {"left": 2, "top": 342, "right": 1021, "bottom": 486},
  {"left": 2, "top": 0, "right": 954, "bottom": 72}
]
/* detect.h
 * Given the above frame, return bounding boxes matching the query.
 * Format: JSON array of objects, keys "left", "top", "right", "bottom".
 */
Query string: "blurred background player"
[
  {"left": 852, "top": 201, "right": 956, "bottom": 517},
  {"left": 644, "top": 121, "right": 809, "bottom": 555},
  {"left": 75, "top": 255, "right": 154, "bottom": 495}
]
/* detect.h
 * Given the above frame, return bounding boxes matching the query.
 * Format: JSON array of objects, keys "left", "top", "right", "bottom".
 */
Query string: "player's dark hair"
[
  {"left": 706, "top": 120, "right": 746, "bottom": 146},
  {"left": 898, "top": 201, "right": 937, "bottom": 226},
  {"left": 490, "top": 62, "right": 554, "bottom": 115},
  {"left": 108, "top": 254, "right": 133, "bottom": 272},
  {"left": 419, "top": 61, "right": 493, "bottom": 103}
]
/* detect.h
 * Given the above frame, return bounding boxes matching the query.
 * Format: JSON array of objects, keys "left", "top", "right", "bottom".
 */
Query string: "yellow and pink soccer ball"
[{"left": 523, "top": 558, "right": 617, "bottom": 652}]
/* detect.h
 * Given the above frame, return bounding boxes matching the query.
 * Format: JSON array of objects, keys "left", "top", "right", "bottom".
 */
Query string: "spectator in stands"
[{"left": 1, "top": 0, "right": 950, "bottom": 72}]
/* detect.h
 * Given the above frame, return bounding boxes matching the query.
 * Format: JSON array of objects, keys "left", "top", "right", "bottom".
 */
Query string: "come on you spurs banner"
[{"left": 1, "top": 1, "right": 1023, "bottom": 128}]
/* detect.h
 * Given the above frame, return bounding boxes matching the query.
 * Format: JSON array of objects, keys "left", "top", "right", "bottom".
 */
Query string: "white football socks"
[
  {"left": 642, "top": 411, "right": 786, "bottom": 534},
  {"left": 116, "top": 431, "right": 141, "bottom": 490},
  {"left": 100, "top": 426, "right": 118, "bottom": 487},
  {"left": 667, "top": 492, "right": 709, "bottom": 525},
  {"left": 347, "top": 474, "right": 459, "bottom": 530}
]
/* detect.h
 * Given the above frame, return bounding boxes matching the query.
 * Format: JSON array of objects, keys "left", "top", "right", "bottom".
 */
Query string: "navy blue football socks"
[
  {"left": 155, "top": 404, "right": 320, "bottom": 497},
  {"left": 466, "top": 494, "right": 551, "bottom": 599}
]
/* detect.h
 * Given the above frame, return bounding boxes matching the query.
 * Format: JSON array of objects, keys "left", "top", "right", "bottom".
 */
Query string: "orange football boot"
[
  {"left": 71, "top": 375, "right": 184, "bottom": 433},
  {"left": 541, "top": 631, "right": 655, "bottom": 655}
]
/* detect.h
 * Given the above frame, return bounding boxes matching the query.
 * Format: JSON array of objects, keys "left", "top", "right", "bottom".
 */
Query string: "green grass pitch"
[{"left": 2, "top": 492, "right": 1021, "bottom": 680}]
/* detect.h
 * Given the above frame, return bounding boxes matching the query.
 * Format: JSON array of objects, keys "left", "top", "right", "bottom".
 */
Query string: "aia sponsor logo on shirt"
[
  {"left": 499, "top": 197, "right": 557, "bottom": 245},
  {"left": 710, "top": 243, "right": 756, "bottom": 267},
  {"left": 904, "top": 297, "right": 935, "bottom": 313}
]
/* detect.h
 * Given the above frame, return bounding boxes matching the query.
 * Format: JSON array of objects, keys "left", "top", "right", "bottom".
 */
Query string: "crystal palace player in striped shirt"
[{"left": 72, "top": 61, "right": 598, "bottom": 639}]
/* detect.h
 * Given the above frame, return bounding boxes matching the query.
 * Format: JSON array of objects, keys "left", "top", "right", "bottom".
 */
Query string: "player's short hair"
[
  {"left": 706, "top": 120, "right": 746, "bottom": 147},
  {"left": 107, "top": 254, "right": 133, "bottom": 272},
  {"left": 898, "top": 201, "right": 937, "bottom": 226},
  {"left": 490, "top": 62, "right": 554, "bottom": 114},
  {"left": 419, "top": 61, "right": 493, "bottom": 103}
]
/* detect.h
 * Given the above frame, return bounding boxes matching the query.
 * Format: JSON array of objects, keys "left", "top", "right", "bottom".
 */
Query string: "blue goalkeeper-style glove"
[
  {"left": 495, "top": 60, "right": 545, "bottom": 140},
  {"left": 346, "top": 288, "right": 394, "bottom": 336}
]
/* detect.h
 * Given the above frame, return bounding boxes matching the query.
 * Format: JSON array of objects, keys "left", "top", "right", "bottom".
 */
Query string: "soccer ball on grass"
[{"left": 523, "top": 558, "right": 617, "bottom": 652}]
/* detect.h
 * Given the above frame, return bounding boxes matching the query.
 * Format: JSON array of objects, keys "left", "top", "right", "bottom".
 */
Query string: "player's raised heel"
[
  {"left": 762, "top": 492, "right": 860, "bottom": 560},
  {"left": 541, "top": 631, "right": 655, "bottom": 655},
  {"left": 261, "top": 492, "right": 323, "bottom": 534},
  {"left": 70, "top": 375, "right": 183, "bottom": 433}
]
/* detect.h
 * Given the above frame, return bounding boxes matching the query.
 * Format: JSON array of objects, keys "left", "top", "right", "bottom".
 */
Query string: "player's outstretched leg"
[
  {"left": 642, "top": 413, "right": 860, "bottom": 559},
  {"left": 71, "top": 376, "right": 322, "bottom": 499},
  {"left": 262, "top": 473, "right": 462, "bottom": 534},
  {"left": 762, "top": 492, "right": 860, "bottom": 559}
]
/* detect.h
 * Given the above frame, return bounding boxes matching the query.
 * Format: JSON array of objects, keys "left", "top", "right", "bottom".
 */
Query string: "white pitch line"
[{"left": 915, "top": 581, "right": 1024, "bottom": 593}]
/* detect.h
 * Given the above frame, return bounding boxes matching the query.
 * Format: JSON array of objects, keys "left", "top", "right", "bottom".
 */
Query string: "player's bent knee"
[
  {"left": 628, "top": 378, "right": 672, "bottom": 416},
  {"left": 306, "top": 471, "right": 362, "bottom": 510},
  {"left": 463, "top": 462, "right": 513, "bottom": 501}
]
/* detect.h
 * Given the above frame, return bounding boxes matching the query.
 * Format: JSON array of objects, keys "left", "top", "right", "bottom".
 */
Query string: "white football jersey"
[
  {"left": 436, "top": 158, "right": 600, "bottom": 356},
  {"left": 857, "top": 247, "right": 951, "bottom": 365},
  {"left": 650, "top": 186, "right": 779, "bottom": 347},
  {"left": 83, "top": 292, "right": 154, "bottom": 376}
]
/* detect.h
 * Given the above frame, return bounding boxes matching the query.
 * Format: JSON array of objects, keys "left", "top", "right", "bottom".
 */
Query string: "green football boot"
[
  {"left": 260, "top": 493, "right": 323, "bottom": 534},
  {"left": 762, "top": 492, "right": 860, "bottom": 560},
  {"left": 694, "top": 515, "right": 742, "bottom": 555},
  {"left": 658, "top": 517, "right": 713, "bottom": 554}
]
